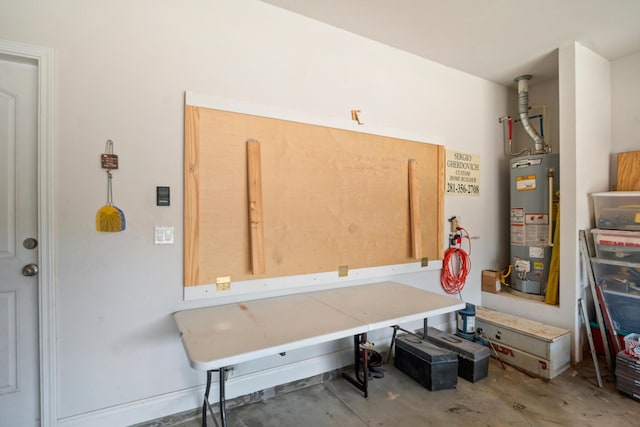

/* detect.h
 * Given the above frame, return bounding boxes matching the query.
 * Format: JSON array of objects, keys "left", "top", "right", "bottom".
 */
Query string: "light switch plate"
[{"left": 154, "top": 226, "right": 174, "bottom": 244}]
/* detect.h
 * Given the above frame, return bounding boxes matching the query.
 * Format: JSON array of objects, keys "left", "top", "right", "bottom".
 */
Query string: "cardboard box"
[{"left": 482, "top": 270, "right": 501, "bottom": 293}]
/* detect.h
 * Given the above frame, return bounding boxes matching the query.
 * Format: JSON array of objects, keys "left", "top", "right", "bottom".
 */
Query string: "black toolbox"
[
  {"left": 394, "top": 334, "right": 458, "bottom": 391},
  {"left": 419, "top": 327, "right": 490, "bottom": 383}
]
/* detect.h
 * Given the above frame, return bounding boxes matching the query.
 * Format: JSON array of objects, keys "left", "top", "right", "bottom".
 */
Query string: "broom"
[{"left": 96, "top": 170, "right": 126, "bottom": 232}]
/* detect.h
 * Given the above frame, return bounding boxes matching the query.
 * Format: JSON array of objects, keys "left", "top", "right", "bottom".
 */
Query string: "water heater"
[{"left": 510, "top": 153, "right": 559, "bottom": 295}]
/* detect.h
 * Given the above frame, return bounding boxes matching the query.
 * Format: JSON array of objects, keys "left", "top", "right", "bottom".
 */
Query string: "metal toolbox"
[
  {"left": 476, "top": 306, "right": 570, "bottom": 379},
  {"left": 394, "top": 334, "right": 458, "bottom": 391},
  {"left": 418, "top": 327, "right": 490, "bottom": 382}
]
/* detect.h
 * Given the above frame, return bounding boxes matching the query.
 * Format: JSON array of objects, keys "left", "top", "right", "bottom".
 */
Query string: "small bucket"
[{"left": 456, "top": 303, "right": 476, "bottom": 340}]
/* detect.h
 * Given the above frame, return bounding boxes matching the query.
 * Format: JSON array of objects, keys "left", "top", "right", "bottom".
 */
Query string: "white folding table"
[{"left": 174, "top": 281, "right": 465, "bottom": 427}]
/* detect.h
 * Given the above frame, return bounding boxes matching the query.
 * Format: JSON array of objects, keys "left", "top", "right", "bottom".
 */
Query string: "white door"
[{"left": 0, "top": 54, "right": 40, "bottom": 426}]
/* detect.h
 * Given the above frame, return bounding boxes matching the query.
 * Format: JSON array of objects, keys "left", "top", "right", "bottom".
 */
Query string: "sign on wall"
[{"left": 445, "top": 150, "right": 480, "bottom": 196}]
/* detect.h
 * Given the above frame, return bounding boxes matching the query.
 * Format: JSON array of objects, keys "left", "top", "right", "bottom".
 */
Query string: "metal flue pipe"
[{"left": 515, "top": 75, "right": 545, "bottom": 153}]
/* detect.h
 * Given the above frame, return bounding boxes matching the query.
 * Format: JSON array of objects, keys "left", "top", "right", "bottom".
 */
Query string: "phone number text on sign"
[
  {"left": 445, "top": 150, "right": 480, "bottom": 196},
  {"left": 447, "top": 182, "right": 479, "bottom": 195}
]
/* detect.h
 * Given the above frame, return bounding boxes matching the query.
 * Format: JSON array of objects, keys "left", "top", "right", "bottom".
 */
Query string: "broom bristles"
[{"left": 96, "top": 205, "right": 126, "bottom": 232}]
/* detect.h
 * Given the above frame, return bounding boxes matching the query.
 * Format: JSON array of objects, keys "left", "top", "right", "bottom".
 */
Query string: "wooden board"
[
  {"left": 184, "top": 104, "right": 444, "bottom": 287},
  {"left": 617, "top": 151, "right": 640, "bottom": 191}
]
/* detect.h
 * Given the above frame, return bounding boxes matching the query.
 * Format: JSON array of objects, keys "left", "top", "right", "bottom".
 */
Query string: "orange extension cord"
[{"left": 440, "top": 226, "right": 471, "bottom": 295}]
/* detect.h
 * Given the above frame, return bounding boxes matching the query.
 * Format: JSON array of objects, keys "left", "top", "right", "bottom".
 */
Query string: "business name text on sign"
[{"left": 446, "top": 150, "right": 480, "bottom": 196}]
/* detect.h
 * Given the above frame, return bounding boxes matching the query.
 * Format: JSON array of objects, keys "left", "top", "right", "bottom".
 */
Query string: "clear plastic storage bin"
[
  {"left": 592, "top": 191, "right": 640, "bottom": 230},
  {"left": 591, "top": 228, "right": 640, "bottom": 263},
  {"left": 590, "top": 258, "right": 640, "bottom": 334}
]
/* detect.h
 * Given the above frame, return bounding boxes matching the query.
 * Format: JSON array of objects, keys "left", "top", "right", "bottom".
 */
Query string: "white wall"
[
  {"left": 483, "top": 43, "right": 612, "bottom": 363},
  {"left": 611, "top": 50, "right": 640, "bottom": 185},
  {"left": 1, "top": 0, "right": 510, "bottom": 424},
  {"left": 571, "top": 43, "right": 612, "bottom": 359},
  {"left": 573, "top": 44, "right": 612, "bottom": 225}
]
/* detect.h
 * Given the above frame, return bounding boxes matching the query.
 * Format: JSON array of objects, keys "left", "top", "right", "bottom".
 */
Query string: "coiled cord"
[{"left": 440, "top": 227, "right": 471, "bottom": 295}]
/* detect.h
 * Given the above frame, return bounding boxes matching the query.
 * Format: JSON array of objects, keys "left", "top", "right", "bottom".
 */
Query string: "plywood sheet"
[
  {"left": 184, "top": 105, "right": 444, "bottom": 287},
  {"left": 617, "top": 151, "right": 640, "bottom": 191}
]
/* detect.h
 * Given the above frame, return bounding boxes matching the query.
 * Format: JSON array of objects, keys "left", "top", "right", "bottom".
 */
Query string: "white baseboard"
[
  {"left": 56, "top": 348, "right": 354, "bottom": 427},
  {"left": 57, "top": 385, "right": 203, "bottom": 427},
  {"left": 56, "top": 318, "right": 454, "bottom": 427}
]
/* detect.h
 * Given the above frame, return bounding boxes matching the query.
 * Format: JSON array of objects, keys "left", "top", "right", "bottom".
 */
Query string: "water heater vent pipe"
[{"left": 515, "top": 75, "right": 546, "bottom": 154}]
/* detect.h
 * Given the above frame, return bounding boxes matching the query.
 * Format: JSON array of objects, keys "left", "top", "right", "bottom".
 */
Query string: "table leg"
[
  {"left": 423, "top": 318, "right": 428, "bottom": 339},
  {"left": 219, "top": 368, "right": 227, "bottom": 427},
  {"left": 387, "top": 321, "right": 431, "bottom": 363},
  {"left": 359, "top": 333, "right": 369, "bottom": 398},
  {"left": 342, "top": 333, "right": 369, "bottom": 398},
  {"left": 386, "top": 325, "right": 399, "bottom": 364},
  {"left": 202, "top": 368, "right": 228, "bottom": 427},
  {"left": 202, "top": 370, "right": 212, "bottom": 427}
]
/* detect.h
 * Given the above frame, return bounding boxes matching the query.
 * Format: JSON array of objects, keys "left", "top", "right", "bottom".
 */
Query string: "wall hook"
[{"left": 351, "top": 109, "right": 364, "bottom": 125}]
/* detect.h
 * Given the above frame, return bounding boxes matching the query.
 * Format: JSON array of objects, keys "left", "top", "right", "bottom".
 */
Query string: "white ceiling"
[{"left": 260, "top": 0, "right": 640, "bottom": 88}]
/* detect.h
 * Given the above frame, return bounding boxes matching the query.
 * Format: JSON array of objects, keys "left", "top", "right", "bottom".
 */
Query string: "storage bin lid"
[
  {"left": 592, "top": 191, "right": 640, "bottom": 197},
  {"left": 592, "top": 228, "right": 640, "bottom": 238},
  {"left": 476, "top": 306, "right": 570, "bottom": 342},
  {"left": 590, "top": 256, "right": 640, "bottom": 269},
  {"left": 396, "top": 334, "right": 457, "bottom": 363},
  {"left": 422, "top": 327, "right": 490, "bottom": 360}
]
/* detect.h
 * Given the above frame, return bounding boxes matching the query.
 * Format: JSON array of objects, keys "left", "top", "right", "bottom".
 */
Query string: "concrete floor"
[{"left": 136, "top": 354, "right": 638, "bottom": 427}]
